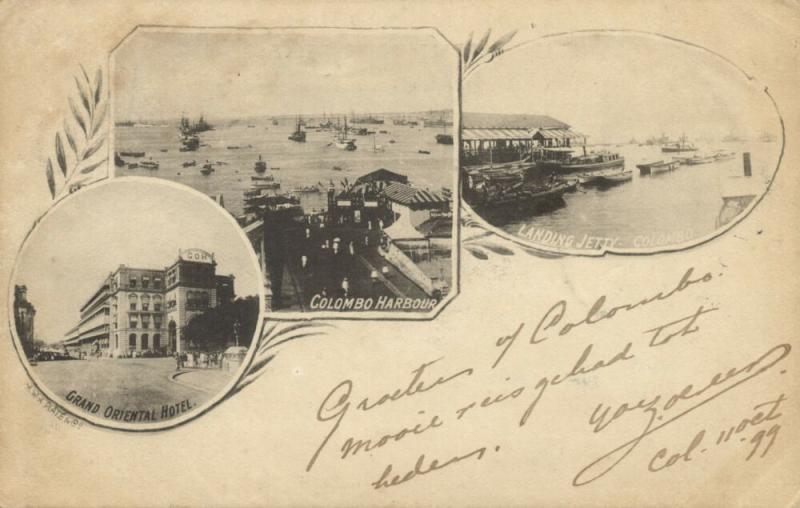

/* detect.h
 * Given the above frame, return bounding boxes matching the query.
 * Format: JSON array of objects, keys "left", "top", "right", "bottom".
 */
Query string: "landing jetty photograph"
[
  {"left": 112, "top": 27, "right": 458, "bottom": 315},
  {"left": 461, "top": 32, "right": 781, "bottom": 252}
]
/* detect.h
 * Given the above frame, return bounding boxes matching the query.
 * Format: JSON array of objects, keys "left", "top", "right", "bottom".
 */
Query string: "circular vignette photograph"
[{"left": 9, "top": 177, "right": 265, "bottom": 431}]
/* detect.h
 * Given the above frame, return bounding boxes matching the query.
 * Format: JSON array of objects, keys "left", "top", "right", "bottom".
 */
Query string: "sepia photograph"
[
  {"left": 10, "top": 179, "right": 263, "bottom": 427},
  {"left": 111, "top": 27, "right": 459, "bottom": 316},
  {"left": 461, "top": 32, "right": 782, "bottom": 253}
]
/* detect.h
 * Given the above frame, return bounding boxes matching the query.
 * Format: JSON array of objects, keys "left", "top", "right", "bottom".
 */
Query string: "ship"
[
  {"left": 534, "top": 147, "right": 625, "bottom": 173},
  {"left": 334, "top": 119, "right": 357, "bottom": 150},
  {"left": 684, "top": 154, "right": 715, "bottom": 165},
  {"left": 140, "top": 160, "right": 159, "bottom": 170},
  {"left": 252, "top": 174, "right": 275, "bottom": 181},
  {"left": 254, "top": 155, "right": 267, "bottom": 173},
  {"left": 351, "top": 114, "right": 384, "bottom": 125},
  {"left": 423, "top": 117, "right": 452, "bottom": 128},
  {"left": 179, "top": 115, "right": 213, "bottom": 136},
  {"left": 574, "top": 168, "right": 632, "bottom": 188},
  {"left": 758, "top": 131, "right": 776, "bottom": 143},
  {"left": 292, "top": 185, "right": 321, "bottom": 194},
  {"left": 712, "top": 150, "right": 736, "bottom": 161},
  {"left": 636, "top": 160, "right": 680, "bottom": 175},
  {"left": 661, "top": 135, "right": 697, "bottom": 153},
  {"left": 435, "top": 117, "right": 453, "bottom": 145},
  {"left": 200, "top": 162, "right": 214, "bottom": 175},
  {"left": 722, "top": 132, "right": 744, "bottom": 143},
  {"left": 288, "top": 117, "right": 306, "bottom": 142}
]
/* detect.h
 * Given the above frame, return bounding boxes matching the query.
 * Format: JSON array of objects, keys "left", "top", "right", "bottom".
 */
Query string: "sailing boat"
[
  {"left": 335, "top": 118, "right": 357, "bottom": 151},
  {"left": 288, "top": 117, "right": 306, "bottom": 142},
  {"left": 434, "top": 112, "right": 453, "bottom": 144}
]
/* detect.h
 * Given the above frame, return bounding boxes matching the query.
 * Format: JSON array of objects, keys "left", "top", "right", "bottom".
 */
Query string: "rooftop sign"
[{"left": 179, "top": 248, "right": 213, "bottom": 264}]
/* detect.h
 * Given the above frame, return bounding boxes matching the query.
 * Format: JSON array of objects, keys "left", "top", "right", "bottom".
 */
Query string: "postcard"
[{"left": 0, "top": 1, "right": 797, "bottom": 506}]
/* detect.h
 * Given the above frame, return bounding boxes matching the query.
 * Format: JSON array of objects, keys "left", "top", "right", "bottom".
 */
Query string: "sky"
[
  {"left": 13, "top": 179, "right": 262, "bottom": 342},
  {"left": 463, "top": 32, "right": 780, "bottom": 144},
  {"left": 113, "top": 28, "right": 457, "bottom": 121}
]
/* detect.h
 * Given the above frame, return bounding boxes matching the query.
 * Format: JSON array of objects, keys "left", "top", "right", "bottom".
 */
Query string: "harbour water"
[
  {"left": 497, "top": 141, "right": 780, "bottom": 250},
  {"left": 115, "top": 121, "right": 455, "bottom": 217}
]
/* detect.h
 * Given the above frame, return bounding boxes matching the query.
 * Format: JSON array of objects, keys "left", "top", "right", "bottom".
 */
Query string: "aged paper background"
[{"left": 1, "top": 0, "right": 799, "bottom": 506}]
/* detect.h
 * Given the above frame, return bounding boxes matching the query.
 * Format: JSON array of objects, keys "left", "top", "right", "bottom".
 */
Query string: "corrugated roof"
[
  {"left": 355, "top": 168, "right": 408, "bottom": 184},
  {"left": 462, "top": 112, "right": 570, "bottom": 130},
  {"left": 462, "top": 128, "right": 532, "bottom": 141},
  {"left": 382, "top": 183, "right": 449, "bottom": 207},
  {"left": 532, "top": 128, "right": 585, "bottom": 140}
]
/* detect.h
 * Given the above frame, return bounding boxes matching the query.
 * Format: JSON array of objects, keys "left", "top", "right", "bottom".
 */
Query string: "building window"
[
  {"left": 115, "top": 334, "right": 119, "bottom": 349},
  {"left": 129, "top": 333, "right": 136, "bottom": 347},
  {"left": 153, "top": 333, "right": 161, "bottom": 348},
  {"left": 129, "top": 315, "right": 138, "bottom": 328},
  {"left": 142, "top": 276, "right": 150, "bottom": 289},
  {"left": 167, "top": 299, "right": 177, "bottom": 309},
  {"left": 154, "top": 295, "right": 163, "bottom": 312},
  {"left": 154, "top": 319, "right": 162, "bottom": 330},
  {"left": 141, "top": 317, "right": 150, "bottom": 329},
  {"left": 154, "top": 277, "right": 162, "bottom": 289},
  {"left": 141, "top": 294, "right": 150, "bottom": 311},
  {"left": 129, "top": 276, "right": 137, "bottom": 288},
  {"left": 141, "top": 334, "right": 149, "bottom": 349},
  {"left": 129, "top": 293, "right": 138, "bottom": 311}
]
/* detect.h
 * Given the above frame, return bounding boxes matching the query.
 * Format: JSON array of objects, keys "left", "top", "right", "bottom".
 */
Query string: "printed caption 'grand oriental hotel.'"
[{"left": 63, "top": 249, "right": 234, "bottom": 357}]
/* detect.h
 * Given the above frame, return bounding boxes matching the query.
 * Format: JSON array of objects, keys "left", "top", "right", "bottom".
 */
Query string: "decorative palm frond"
[
  {"left": 44, "top": 65, "right": 109, "bottom": 198},
  {"left": 462, "top": 28, "right": 519, "bottom": 78},
  {"left": 231, "top": 320, "right": 334, "bottom": 394}
]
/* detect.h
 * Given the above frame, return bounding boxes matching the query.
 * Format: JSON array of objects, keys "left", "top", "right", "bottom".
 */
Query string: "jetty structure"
[{"left": 461, "top": 112, "right": 632, "bottom": 217}]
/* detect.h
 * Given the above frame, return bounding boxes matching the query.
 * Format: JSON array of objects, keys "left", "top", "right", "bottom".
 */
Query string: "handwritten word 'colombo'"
[{"left": 492, "top": 267, "right": 714, "bottom": 368}]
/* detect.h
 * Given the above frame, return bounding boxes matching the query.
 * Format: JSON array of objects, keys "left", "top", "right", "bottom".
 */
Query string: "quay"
[{"left": 238, "top": 168, "right": 453, "bottom": 312}]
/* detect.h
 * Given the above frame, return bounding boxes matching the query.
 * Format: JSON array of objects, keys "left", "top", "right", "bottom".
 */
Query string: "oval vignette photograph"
[
  {"left": 460, "top": 32, "right": 782, "bottom": 254},
  {"left": 10, "top": 178, "right": 264, "bottom": 429}
]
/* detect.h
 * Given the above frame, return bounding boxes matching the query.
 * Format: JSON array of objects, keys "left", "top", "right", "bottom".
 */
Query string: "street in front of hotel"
[{"left": 34, "top": 358, "right": 235, "bottom": 422}]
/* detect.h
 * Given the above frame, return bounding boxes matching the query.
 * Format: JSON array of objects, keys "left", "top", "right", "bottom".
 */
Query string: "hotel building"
[{"left": 64, "top": 249, "right": 235, "bottom": 357}]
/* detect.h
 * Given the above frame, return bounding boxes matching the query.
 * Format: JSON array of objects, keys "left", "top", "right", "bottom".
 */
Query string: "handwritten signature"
[{"left": 574, "top": 343, "right": 790, "bottom": 485}]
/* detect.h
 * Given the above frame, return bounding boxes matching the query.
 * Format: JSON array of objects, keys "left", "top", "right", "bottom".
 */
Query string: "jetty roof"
[
  {"left": 462, "top": 128, "right": 532, "bottom": 141},
  {"left": 462, "top": 112, "right": 570, "bottom": 130},
  {"left": 532, "top": 128, "right": 585, "bottom": 140}
]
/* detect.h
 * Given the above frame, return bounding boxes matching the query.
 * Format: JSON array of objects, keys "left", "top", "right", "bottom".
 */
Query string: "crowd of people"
[{"left": 173, "top": 350, "right": 225, "bottom": 370}]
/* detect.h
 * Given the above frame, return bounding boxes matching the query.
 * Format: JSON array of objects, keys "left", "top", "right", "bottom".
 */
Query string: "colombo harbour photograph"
[
  {"left": 11, "top": 180, "right": 261, "bottom": 425},
  {"left": 460, "top": 32, "right": 781, "bottom": 252},
  {"left": 112, "top": 28, "right": 458, "bottom": 314}
]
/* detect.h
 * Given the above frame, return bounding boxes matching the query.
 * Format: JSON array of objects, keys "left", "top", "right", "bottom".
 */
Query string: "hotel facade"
[{"left": 64, "top": 249, "right": 235, "bottom": 357}]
